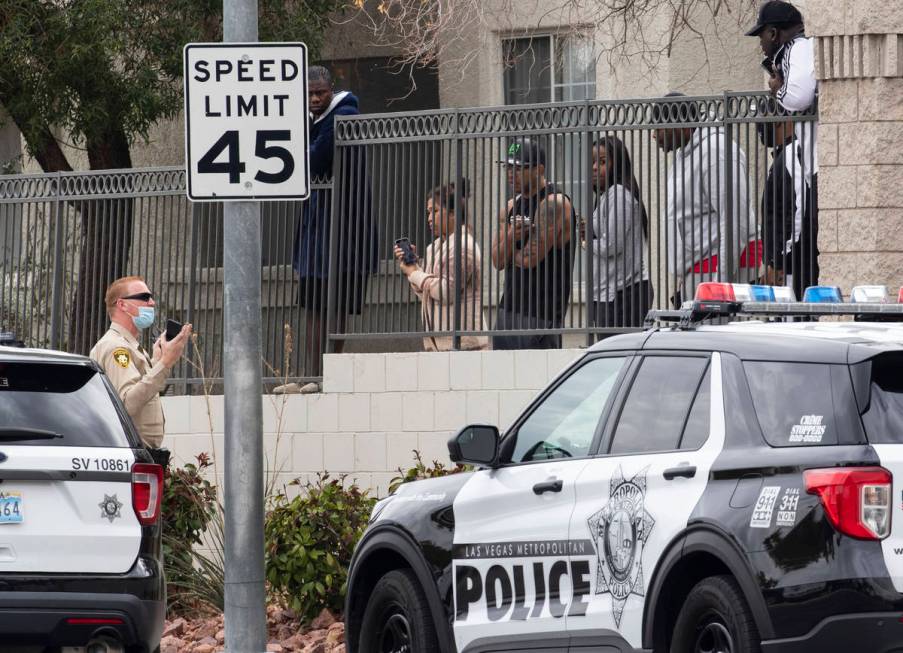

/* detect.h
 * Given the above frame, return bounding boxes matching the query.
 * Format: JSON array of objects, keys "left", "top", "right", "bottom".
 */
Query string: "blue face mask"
[{"left": 132, "top": 306, "right": 155, "bottom": 330}]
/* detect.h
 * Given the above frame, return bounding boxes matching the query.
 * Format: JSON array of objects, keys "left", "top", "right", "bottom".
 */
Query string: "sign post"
[{"left": 184, "top": 3, "right": 309, "bottom": 650}]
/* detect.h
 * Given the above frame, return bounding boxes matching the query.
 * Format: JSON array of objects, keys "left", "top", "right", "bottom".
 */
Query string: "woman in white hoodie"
[{"left": 587, "top": 136, "right": 653, "bottom": 329}]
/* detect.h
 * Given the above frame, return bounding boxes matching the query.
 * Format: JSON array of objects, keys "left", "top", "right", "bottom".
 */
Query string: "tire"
[
  {"left": 670, "top": 575, "right": 761, "bottom": 653},
  {"left": 359, "top": 568, "right": 439, "bottom": 653}
]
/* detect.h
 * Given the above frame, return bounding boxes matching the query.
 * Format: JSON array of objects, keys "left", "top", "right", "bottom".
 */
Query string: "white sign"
[{"left": 183, "top": 42, "right": 309, "bottom": 201}]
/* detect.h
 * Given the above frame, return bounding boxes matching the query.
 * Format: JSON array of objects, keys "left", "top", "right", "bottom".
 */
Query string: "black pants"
[
  {"left": 492, "top": 309, "right": 561, "bottom": 350},
  {"left": 592, "top": 280, "right": 654, "bottom": 329}
]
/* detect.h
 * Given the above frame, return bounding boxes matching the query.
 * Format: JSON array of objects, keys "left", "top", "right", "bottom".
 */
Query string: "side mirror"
[{"left": 448, "top": 424, "right": 500, "bottom": 467}]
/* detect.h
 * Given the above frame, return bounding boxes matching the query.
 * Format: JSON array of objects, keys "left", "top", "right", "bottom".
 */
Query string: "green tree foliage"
[
  {"left": 0, "top": 0, "right": 342, "bottom": 352},
  {"left": 0, "top": 0, "right": 342, "bottom": 170}
]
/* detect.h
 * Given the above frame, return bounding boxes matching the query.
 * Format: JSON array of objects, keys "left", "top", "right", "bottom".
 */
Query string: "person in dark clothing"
[
  {"left": 288, "top": 65, "right": 376, "bottom": 391},
  {"left": 756, "top": 119, "right": 818, "bottom": 298},
  {"left": 490, "top": 138, "right": 577, "bottom": 350},
  {"left": 748, "top": 1, "right": 819, "bottom": 293}
]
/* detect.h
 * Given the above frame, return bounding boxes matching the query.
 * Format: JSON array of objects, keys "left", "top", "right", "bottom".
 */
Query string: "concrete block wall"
[{"left": 162, "top": 349, "right": 584, "bottom": 498}]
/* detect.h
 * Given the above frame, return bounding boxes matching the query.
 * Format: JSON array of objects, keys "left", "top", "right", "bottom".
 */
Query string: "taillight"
[
  {"left": 131, "top": 463, "right": 163, "bottom": 525},
  {"left": 804, "top": 467, "right": 892, "bottom": 540}
]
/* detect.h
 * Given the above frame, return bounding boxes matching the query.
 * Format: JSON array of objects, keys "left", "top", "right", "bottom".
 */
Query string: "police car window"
[
  {"left": 0, "top": 363, "right": 132, "bottom": 447},
  {"left": 743, "top": 361, "right": 842, "bottom": 447},
  {"left": 679, "top": 366, "right": 711, "bottom": 450},
  {"left": 609, "top": 356, "right": 708, "bottom": 455},
  {"left": 859, "top": 353, "right": 903, "bottom": 444},
  {"left": 512, "top": 357, "right": 626, "bottom": 463}
]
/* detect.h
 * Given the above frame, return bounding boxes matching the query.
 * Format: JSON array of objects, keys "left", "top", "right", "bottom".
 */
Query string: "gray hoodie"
[{"left": 664, "top": 126, "right": 757, "bottom": 280}]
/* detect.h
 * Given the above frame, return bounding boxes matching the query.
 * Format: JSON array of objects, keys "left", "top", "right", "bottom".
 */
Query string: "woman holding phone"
[
  {"left": 394, "top": 180, "right": 488, "bottom": 351},
  {"left": 587, "top": 136, "right": 653, "bottom": 329}
]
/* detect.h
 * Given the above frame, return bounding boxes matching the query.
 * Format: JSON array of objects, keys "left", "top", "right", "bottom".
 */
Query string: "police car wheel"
[
  {"left": 359, "top": 569, "right": 439, "bottom": 653},
  {"left": 669, "top": 575, "right": 760, "bottom": 653}
]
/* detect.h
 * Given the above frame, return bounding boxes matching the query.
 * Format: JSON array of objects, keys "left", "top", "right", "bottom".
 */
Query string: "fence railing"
[
  {"left": 0, "top": 91, "right": 819, "bottom": 388},
  {"left": 0, "top": 168, "right": 329, "bottom": 388},
  {"left": 328, "top": 90, "right": 818, "bottom": 350}
]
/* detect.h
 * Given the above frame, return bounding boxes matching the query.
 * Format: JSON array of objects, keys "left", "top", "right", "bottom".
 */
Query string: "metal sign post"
[{"left": 182, "top": 2, "right": 309, "bottom": 650}]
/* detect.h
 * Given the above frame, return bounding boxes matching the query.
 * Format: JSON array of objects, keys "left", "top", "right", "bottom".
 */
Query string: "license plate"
[{"left": 0, "top": 492, "right": 22, "bottom": 524}]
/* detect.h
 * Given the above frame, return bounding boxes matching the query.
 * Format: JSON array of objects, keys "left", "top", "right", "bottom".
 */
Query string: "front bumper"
[
  {"left": 762, "top": 612, "right": 903, "bottom": 653},
  {"left": 0, "top": 555, "right": 164, "bottom": 650}
]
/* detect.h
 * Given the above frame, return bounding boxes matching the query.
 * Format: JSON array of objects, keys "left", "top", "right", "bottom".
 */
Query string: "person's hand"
[
  {"left": 768, "top": 72, "right": 783, "bottom": 96},
  {"left": 509, "top": 215, "right": 529, "bottom": 242},
  {"left": 154, "top": 324, "right": 193, "bottom": 369},
  {"left": 393, "top": 244, "right": 419, "bottom": 276}
]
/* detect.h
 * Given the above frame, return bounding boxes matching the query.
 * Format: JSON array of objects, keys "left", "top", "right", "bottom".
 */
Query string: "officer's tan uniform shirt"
[{"left": 90, "top": 322, "right": 169, "bottom": 447}]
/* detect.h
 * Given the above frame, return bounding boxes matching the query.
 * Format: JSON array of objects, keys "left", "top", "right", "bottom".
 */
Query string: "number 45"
[{"left": 197, "top": 130, "right": 295, "bottom": 184}]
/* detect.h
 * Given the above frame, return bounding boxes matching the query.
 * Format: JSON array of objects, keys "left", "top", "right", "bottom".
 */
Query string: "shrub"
[
  {"left": 265, "top": 474, "right": 375, "bottom": 621},
  {"left": 388, "top": 449, "right": 469, "bottom": 494},
  {"left": 161, "top": 453, "right": 218, "bottom": 614}
]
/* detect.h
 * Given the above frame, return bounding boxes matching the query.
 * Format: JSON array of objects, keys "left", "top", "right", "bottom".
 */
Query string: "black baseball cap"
[
  {"left": 499, "top": 138, "right": 546, "bottom": 167},
  {"left": 746, "top": 1, "right": 803, "bottom": 36}
]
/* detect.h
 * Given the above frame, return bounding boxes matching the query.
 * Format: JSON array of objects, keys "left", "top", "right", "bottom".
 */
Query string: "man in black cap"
[
  {"left": 747, "top": 0, "right": 819, "bottom": 293},
  {"left": 490, "top": 137, "right": 577, "bottom": 350}
]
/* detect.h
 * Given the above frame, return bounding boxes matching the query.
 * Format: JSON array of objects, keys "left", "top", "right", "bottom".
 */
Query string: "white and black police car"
[
  {"left": 0, "top": 336, "right": 165, "bottom": 653},
  {"left": 345, "top": 284, "right": 903, "bottom": 653}
]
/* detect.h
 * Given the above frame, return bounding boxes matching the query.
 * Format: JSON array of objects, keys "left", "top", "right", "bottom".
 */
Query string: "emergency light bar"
[{"left": 645, "top": 283, "right": 903, "bottom": 327}]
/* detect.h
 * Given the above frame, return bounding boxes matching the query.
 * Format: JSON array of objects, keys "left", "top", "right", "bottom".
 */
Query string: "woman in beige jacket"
[{"left": 394, "top": 181, "right": 489, "bottom": 351}]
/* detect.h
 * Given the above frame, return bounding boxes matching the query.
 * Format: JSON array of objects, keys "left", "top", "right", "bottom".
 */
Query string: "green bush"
[
  {"left": 265, "top": 473, "right": 375, "bottom": 621},
  {"left": 161, "top": 453, "right": 218, "bottom": 613},
  {"left": 388, "top": 449, "right": 469, "bottom": 494}
]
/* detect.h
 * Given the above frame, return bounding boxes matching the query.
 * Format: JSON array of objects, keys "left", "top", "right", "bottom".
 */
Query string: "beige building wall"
[
  {"left": 438, "top": 0, "right": 763, "bottom": 109},
  {"left": 807, "top": 0, "right": 903, "bottom": 292}
]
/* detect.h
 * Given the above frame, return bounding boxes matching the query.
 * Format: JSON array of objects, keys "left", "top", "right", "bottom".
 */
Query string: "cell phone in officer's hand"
[
  {"left": 394, "top": 237, "right": 417, "bottom": 265},
  {"left": 165, "top": 318, "right": 183, "bottom": 341},
  {"left": 761, "top": 57, "right": 776, "bottom": 76}
]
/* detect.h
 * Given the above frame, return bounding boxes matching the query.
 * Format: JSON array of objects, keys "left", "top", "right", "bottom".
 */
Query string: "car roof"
[
  {"left": 589, "top": 321, "right": 903, "bottom": 364},
  {"left": 0, "top": 345, "right": 98, "bottom": 367}
]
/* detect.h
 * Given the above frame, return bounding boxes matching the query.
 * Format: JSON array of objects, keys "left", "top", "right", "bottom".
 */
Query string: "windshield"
[
  {"left": 859, "top": 353, "right": 903, "bottom": 444},
  {"left": 0, "top": 362, "right": 132, "bottom": 447}
]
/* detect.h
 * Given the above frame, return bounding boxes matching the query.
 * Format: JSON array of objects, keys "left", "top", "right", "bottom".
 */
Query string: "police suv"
[
  {"left": 0, "top": 338, "right": 165, "bottom": 652},
  {"left": 346, "top": 284, "right": 903, "bottom": 653}
]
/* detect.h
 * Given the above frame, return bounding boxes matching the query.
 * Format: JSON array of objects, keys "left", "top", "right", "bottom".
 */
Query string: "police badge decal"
[{"left": 587, "top": 466, "right": 655, "bottom": 627}]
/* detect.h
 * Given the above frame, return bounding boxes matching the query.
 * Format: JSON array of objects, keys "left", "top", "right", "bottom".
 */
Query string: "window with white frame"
[
  {"left": 501, "top": 33, "right": 597, "bottom": 219},
  {"left": 502, "top": 33, "right": 596, "bottom": 105}
]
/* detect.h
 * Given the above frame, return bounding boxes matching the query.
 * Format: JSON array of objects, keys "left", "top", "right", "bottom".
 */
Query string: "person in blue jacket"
[{"left": 290, "top": 65, "right": 376, "bottom": 390}]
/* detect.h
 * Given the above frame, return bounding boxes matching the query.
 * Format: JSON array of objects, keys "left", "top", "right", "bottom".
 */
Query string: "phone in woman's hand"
[{"left": 394, "top": 237, "right": 417, "bottom": 264}]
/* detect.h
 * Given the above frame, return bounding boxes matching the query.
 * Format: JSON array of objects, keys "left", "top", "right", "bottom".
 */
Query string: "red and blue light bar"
[{"left": 663, "top": 282, "right": 903, "bottom": 323}]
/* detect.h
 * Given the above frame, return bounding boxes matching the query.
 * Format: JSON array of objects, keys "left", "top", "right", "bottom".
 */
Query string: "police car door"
[
  {"left": 567, "top": 352, "right": 724, "bottom": 649},
  {"left": 452, "top": 355, "right": 631, "bottom": 652}
]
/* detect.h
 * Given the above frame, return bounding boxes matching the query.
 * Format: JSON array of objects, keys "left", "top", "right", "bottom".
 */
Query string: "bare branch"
[{"left": 342, "top": 0, "right": 759, "bottom": 90}]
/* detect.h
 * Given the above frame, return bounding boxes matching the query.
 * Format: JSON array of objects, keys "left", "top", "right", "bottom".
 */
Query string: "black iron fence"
[
  {"left": 0, "top": 91, "right": 818, "bottom": 386},
  {"left": 326, "top": 90, "right": 818, "bottom": 350},
  {"left": 0, "top": 170, "right": 328, "bottom": 388}
]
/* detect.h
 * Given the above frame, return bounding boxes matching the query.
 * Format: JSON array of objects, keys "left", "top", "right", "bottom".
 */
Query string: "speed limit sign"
[{"left": 183, "top": 42, "right": 310, "bottom": 201}]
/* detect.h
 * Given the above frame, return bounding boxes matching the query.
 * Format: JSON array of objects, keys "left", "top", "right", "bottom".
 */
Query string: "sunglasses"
[{"left": 120, "top": 292, "right": 154, "bottom": 302}]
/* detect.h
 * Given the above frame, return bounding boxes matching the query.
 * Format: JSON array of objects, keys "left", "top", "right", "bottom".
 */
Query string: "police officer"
[{"left": 90, "top": 275, "right": 192, "bottom": 450}]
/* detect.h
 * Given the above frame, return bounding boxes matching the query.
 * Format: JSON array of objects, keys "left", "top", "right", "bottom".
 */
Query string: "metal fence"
[
  {"left": 328, "top": 90, "right": 818, "bottom": 350},
  {"left": 0, "top": 169, "right": 330, "bottom": 389},
  {"left": 0, "top": 91, "right": 818, "bottom": 387}
]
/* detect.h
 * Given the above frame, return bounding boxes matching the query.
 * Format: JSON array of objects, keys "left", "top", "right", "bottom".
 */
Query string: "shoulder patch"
[{"left": 112, "top": 348, "right": 131, "bottom": 368}]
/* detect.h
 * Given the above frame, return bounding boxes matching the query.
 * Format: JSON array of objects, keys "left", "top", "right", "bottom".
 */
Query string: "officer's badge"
[
  {"left": 587, "top": 466, "right": 655, "bottom": 627},
  {"left": 112, "top": 348, "right": 130, "bottom": 368},
  {"left": 99, "top": 494, "right": 123, "bottom": 523}
]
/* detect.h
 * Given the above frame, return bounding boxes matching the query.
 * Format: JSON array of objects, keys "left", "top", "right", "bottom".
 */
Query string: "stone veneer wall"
[
  {"left": 162, "top": 350, "right": 584, "bottom": 498},
  {"left": 808, "top": 0, "right": 903, "bottom": 291}
]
